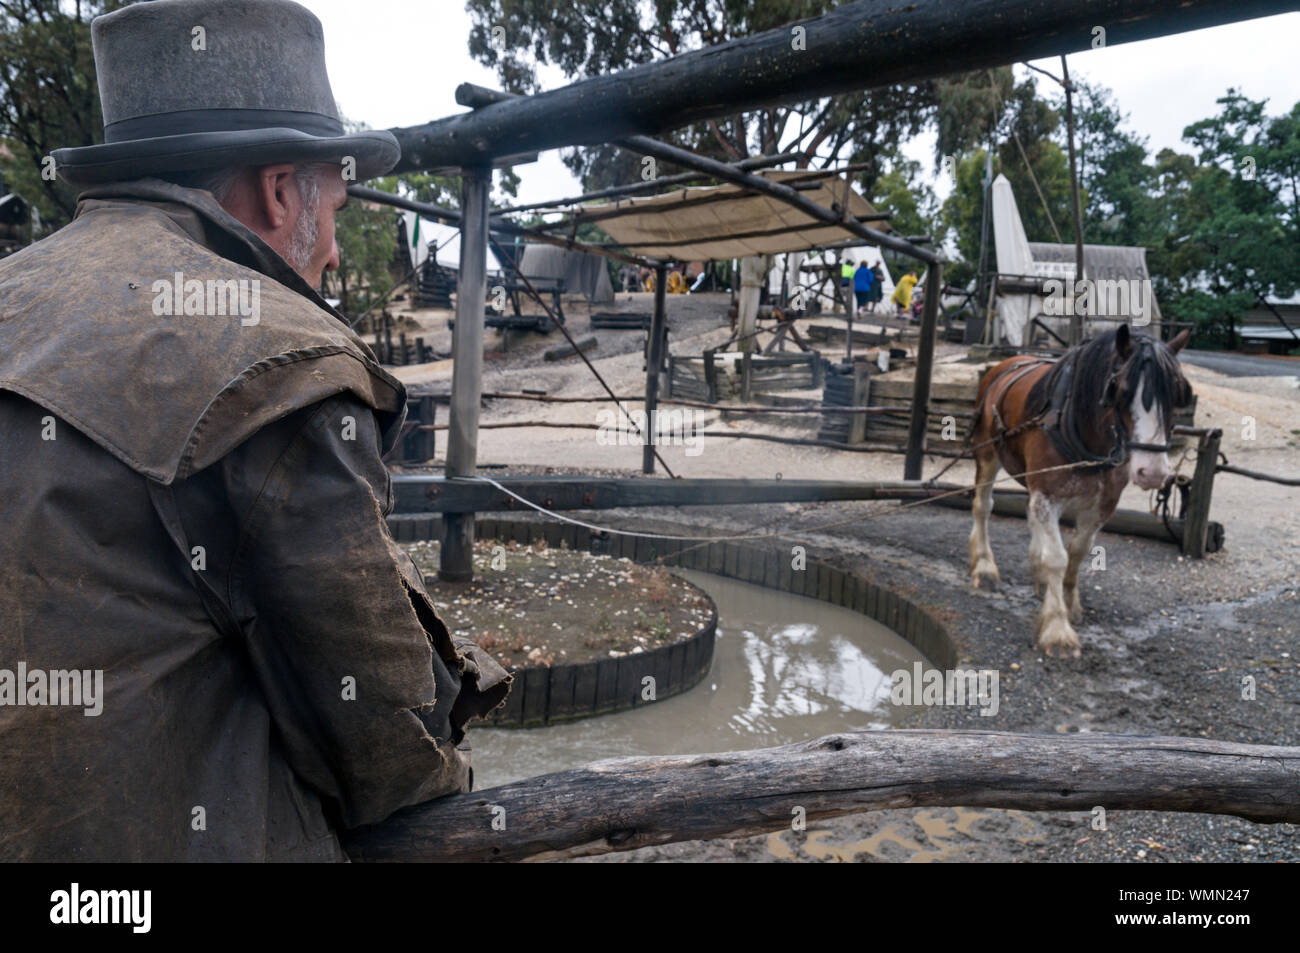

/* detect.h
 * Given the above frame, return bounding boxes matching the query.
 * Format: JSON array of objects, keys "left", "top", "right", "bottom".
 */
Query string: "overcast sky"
[{"left": 306, "top": 2, "right": 1300, "bottom": 206}]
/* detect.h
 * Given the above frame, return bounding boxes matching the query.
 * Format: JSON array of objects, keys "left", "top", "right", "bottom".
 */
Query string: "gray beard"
[{"left": 286, "top": 174, "right": 321, "bottom": 275}]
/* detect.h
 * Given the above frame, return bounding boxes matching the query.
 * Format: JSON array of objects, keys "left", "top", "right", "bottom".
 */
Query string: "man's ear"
[
  {"left": 1167, "top": 328, "right": 1191, "bottom": 354},
  {"left": 1115, "top": 322, "right": 1132, "bottom": 359},
  {"left": 254, "top": 163, "right": 299, "bottom": 230}
]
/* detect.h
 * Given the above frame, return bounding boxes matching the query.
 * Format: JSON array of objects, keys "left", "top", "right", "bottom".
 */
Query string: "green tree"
[
  {"left": 1069, "top": 80, "right": 1160, "bottom": 248},
  {"left": 465, "top": 0, "right": 941, "bottom": 196},
  {"left": 938, "top": 76, "right": 1072, "bottom": 288},
  {"left": 325, "top": 195, "right": 398, "bottom": 319},
  {"left": 1157, "top": 92, "right": 1299, "bottom": 345},
  {"left": 870, "top": 150, "right": 940, "bottom": 279},
  {"left": 0, "top": 0, "right": 129, "bottom": 229}
]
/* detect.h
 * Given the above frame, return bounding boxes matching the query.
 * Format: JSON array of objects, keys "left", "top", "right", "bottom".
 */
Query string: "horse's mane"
[{"left": 1027, "top": 328, "right": 1188, "bottom": 430}]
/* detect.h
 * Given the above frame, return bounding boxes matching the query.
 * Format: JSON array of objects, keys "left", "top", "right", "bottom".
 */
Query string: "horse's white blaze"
[{"left": 1127, "top": 377, "right": 1170, "bottom": 490}]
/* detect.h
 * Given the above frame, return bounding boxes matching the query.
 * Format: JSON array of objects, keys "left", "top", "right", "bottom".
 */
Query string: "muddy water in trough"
[{"left": 470, "top": 568, "right": 928, "bottom": 790}]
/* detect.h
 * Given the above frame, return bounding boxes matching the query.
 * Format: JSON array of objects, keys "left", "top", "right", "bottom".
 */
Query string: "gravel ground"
[
  {"left": 391, "top": 291, "right": 1300, "bottom": 862},
  {"left": 569, "top": 504, "right": 1299, "bottom": 863}
]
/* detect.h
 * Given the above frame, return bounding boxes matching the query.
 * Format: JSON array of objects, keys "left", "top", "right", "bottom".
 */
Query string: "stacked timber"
[
  {"left": 416, "top": 260, "right": 455, "bottom": 308},
  {"left": 859, "top": 363, "right": 1197, "bottom": 449},
  {"left": 668, "top": 355, "right": 734, "bottom": 402},
  {"left": 806, "top": 319, "right": 917, "bottom": 348},
  {"left": 668, "top": 352, "right": 823, "bottom": 402},
  {"left": 818, "top": 362, "right": 871, "bottom": 444},
  {"left": 864, "top": 362, "right": 990, "bottom": 447},
  {"left": 743, "top": 351, "right": 824, "bottom": 392}
]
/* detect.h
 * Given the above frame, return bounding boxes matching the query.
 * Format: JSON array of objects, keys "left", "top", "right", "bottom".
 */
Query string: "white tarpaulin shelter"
[
  {"left": 588, "top": 169, "right": 890, "bottom": 261},
  {"left": 991, "top": 174, "right": 1161, "bottom": 345},
  {"left": 515, "top": 244, "right": 614, "bottom": 304}
]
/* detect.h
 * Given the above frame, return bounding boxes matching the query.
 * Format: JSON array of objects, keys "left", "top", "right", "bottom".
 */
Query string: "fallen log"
[
  {"left": 927, "top": 489, "right": 1225, "bottom": 553},
  {"left": 343, "top": 729, "right": 1300, "bottom": 862},
  {"left": 544, "top": 335, "right": 598, "bottom": 361}
]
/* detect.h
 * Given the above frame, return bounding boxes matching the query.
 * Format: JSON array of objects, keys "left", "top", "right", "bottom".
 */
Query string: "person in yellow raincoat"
[{"left": 892, "top": 271, "right": 919, "bottom": 314}]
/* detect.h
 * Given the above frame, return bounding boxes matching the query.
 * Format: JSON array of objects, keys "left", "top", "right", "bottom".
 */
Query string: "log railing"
[{"left": 344, "top": 730, "right": 1300, "bottom": 862}]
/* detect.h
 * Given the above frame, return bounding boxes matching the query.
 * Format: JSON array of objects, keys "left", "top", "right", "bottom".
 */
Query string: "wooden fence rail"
[{"left": 343, "top": 730, "right": 1300, "bottom": 862}]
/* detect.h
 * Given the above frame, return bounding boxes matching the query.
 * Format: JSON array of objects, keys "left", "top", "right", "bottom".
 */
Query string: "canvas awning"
[{"left": 582, "top": 169, "right": 890, "bottom": 261}]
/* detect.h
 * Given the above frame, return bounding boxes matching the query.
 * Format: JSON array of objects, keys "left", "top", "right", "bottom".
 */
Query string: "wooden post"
[
  {"left": 1062, "top": 56, "right": 1085, "bottom": 348},
  {"left": 904, "top": 263, "right": 942, "bottom": 480},
  {"left": 841, "top": 252, "right": 854, "bottom": 363},
  {"left": 643, "top": 263, "right": 668, "bottom": 473},
  {"left": 1182, "top": 428, "right": 1223, "bottom": 559},
  {"left": 383, "top": 314, "right": 394, "bottom": 364},
  {"left": 440, "top": 166, "right": 491, "bottom": 582},
  {"left": 848, "top": 362, "right": 871, "bottom": 444},
  {"left": 417, "top": 395, "right": 436, "bottom": 462}
]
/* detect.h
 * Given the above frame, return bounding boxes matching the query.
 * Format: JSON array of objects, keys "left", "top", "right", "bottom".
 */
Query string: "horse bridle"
[{"left": 1099, "top": 338, "right": 1174, "bottom": 455}]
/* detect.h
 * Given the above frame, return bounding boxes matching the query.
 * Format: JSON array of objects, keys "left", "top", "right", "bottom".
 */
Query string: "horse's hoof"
[
  {"left": 971, "top": 561, "right": 1000, "bottom": 592},
  {"left": 1036, "top": 618, "right": 1081, "bottom": 658}
]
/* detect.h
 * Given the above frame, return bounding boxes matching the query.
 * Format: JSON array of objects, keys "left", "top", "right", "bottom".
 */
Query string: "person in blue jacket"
[{"left": 853, "top": 260, "right": 875, "bottom": 316}]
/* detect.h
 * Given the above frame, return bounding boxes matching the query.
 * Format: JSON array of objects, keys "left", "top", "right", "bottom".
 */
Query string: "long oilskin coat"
[{"left": 0, "top": 180, "right": 511, "bottom": 861}]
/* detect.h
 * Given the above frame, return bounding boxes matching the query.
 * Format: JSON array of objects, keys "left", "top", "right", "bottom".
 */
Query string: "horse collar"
[{"left": 1042, "top": 348, "right": 1128, "bottom": 470}]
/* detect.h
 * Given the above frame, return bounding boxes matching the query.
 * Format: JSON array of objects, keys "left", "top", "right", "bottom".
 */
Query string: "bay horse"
[{"left": 968, "top": 324, "right": 1192, "bottom": 657}]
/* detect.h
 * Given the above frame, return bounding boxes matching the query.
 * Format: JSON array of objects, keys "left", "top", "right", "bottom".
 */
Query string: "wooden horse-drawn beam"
[
  {"left": 384, "top": 0, "right": 1294, "bottom": 176},
  {"left": 343, "top": 730, "right": 1300, "bottom": 862},
  {"left": 390, "top": 475, "right": 1221, "bottom": 550},
  {"left": 393, "top": 476, "right": 943, "bottom": 514}
]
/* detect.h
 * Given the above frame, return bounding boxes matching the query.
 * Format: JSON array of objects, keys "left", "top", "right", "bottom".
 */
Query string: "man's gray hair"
[
  {"left": 159, "top": 161, "right": 332, "bottom": 207},
  {"left": 160, "top": 162, "right": 335, "bottom": 273}
]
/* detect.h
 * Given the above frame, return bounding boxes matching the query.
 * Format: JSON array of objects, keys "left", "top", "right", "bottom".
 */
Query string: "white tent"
[
  {"left": 990, "top": 174, "right": 1035, "bottom": 346},
  {"left": 793, "top": 246, "right": 895, "bottom": 311},
  {"left": 400, "top": 211, "right": 507, "bottom": 276}
]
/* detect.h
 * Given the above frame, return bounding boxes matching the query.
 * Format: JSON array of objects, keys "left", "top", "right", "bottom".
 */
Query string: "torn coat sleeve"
[{"left": 211, "top": 393, "right": 511, "bottom": 829}]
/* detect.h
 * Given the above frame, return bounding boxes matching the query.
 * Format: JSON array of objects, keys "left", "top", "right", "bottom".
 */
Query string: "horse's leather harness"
[{"left": 978, "top": 342, "right": 1171, "bottom": 470}]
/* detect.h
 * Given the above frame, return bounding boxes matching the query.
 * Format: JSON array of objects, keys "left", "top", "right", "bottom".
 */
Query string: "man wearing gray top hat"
[{"left": 0, "top": 0, "right": 511, "bottom": 861}]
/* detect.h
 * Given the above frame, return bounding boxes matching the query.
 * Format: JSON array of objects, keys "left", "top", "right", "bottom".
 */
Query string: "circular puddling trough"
[{"left": 390, "top": 514, "right": 956, "bottom": 728}]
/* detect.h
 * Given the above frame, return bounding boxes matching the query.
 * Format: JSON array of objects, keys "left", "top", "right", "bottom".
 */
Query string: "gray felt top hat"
[{"left": 52, "top": 0, "right": 399, "bottom": 187}]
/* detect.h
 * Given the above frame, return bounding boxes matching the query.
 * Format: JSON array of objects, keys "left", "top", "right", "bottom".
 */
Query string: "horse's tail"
[{"left": 966, "top": 363, "right": 1003, "bottom": 447}]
